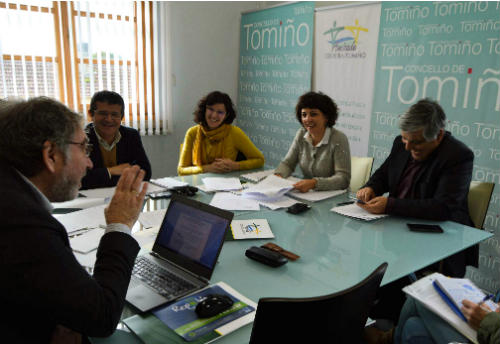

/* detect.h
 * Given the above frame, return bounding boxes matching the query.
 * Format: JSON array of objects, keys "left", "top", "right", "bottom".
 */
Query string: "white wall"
[{"left": 142, "top": 1, "right": 261, "bottom": 178}]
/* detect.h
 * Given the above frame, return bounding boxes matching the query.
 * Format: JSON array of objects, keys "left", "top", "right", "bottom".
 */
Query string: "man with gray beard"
[{"left": 0, "top": 97, "right": 147, "bottom": 343}]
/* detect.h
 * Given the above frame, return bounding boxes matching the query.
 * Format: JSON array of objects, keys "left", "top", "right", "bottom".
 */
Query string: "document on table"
[
  {"left": 149, "top": 177, "right": 188, "bottom": 189},
  {"left": 138, "top": 209, "right": 167, "bottom": 228},
  {"left": 330, "top": 203, "right": 388, "bottom": 221},
  {"left": 403, "top": 273, "right": 478, "bottom": 344},
  {"left": 55, "top": 204, "right": 107, "bottom": 234},
  {"left": 79, "top": 183, "right": 165, "bottom": 199},
  {"left": 231, "top": 219, "right": 274, "bottom": 239},
  {"left": 210, "top": 192, "right": 260, "bottom": 211},
  {"left": 258, "top": 195, "right": 297, "bottom": 210},
  {"left": 202, "top": 177, "right": 242, "bottom": 191},
  {"left": 242, "top": 175, "right": 295, "bottom": 201},
  {"left": 70, "top": 227, "right": 105, "bottom": 254},
  {"left": 52, "top": 197, "right": 107, "bottom": 210},
  {"left": 289, "top": 189, "right": 347, "bottom": 202}
]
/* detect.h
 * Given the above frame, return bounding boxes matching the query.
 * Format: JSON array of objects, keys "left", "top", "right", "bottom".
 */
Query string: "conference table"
[{"left": 121, "top": 171, "right": 492, "bottom": 343}]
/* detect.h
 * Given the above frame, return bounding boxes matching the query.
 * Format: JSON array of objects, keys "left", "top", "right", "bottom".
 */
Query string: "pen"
[
  {"left": 478, "top": 294, "right": 494, "bottom": 306},
  {"left": 337, "top": 201, "right": 354, "bottom": 206}
]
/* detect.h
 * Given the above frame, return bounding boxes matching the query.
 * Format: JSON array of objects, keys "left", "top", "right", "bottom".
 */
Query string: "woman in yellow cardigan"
[{"left": 178, "top": 91, "right": 265, "bottom": 175}]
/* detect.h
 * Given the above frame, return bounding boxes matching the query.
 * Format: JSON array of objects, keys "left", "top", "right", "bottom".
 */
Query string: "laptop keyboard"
[{"left": 132, "top": 256, "right": 196, "bottom": 299}]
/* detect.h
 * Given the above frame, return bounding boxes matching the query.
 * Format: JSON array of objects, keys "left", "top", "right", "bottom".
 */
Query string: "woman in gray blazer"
[{"left": 275, "top": 91, "right": 351, "bottom": 192}]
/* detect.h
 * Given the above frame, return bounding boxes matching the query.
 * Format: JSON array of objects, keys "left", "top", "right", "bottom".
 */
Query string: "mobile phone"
[
  {"left": 356, "top": 199, "right": 366, "bottom": 205},
  {"left": 149, "top": 191, "right": 172, "bottom": 200},
  {"left": 407, "top": 223, "right": 443, "bottom": 233}
]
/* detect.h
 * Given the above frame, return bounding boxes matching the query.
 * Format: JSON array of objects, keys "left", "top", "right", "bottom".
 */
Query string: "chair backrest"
[
  {"left": 249, "top": 262, "right": 388, "bottom": 344},
  {"left": 350, "top": 156, "right": 374, "bottom": 192},
  {"left": 468, "top": 181, "right": 494, "bottom": 229}
]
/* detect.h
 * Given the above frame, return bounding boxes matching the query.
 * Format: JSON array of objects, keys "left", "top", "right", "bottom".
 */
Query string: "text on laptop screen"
[{"left": 156, "top": 200, "right": 228, "bottom": 269}]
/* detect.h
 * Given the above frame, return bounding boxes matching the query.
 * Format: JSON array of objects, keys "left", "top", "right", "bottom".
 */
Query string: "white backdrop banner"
[{"left": 313, "top": 3, "right": 381, "bottom": 156}]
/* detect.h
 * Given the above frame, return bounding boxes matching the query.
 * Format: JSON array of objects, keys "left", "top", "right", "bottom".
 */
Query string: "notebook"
[{"left": 126, "top": 194, "right": 234, "bottom": 312}]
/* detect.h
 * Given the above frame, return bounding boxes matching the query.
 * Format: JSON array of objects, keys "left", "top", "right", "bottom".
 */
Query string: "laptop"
[{"left": 126, "top": 194, "right": 234, "bottom": 312}]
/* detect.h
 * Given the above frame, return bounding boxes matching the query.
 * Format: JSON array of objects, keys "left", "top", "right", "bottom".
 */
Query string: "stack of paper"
[
  {"left": 55, "top": 204, "right": 107, "bottom": 234},
  {"left": 202, "top": 177, "right": 242, "bottom": 192},
  {"left": 330, "top": 203, "right": 388, "bottom": 221},
  {"left": 242, "top": 175, "right": 295, "bottom": 201},
  {"left": 209, "top": 192, "right": 260, "bottom": 211}
]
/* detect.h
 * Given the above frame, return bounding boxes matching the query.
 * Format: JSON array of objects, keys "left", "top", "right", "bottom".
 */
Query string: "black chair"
[{"left": 249, "top": 262, "right": 388, "bottom": 344}]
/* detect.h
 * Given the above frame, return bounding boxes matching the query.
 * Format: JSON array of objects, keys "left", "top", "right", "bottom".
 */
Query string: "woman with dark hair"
[
  {"left": 178, "top": 91, "right": 264, "bottom": 175},
  {"left": 275, "top": 91, "right": 351, "bottom": 192}
]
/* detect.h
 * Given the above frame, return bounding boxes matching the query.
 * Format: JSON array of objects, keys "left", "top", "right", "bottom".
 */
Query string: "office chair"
[
  {"left": 350, "top": 156, "right": 374, "bottom": 192},
  {"left": 249, "top": 262, "right": 388, "bottom": 344},
  {"left": 468, "top": 181, "right": 494, "bottom": 229}
]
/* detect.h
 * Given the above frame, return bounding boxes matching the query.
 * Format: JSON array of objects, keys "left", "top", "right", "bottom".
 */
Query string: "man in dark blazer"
[
  {"left": 81, "top": 90, "right": 152, "bottom": 189},
  {"left": 0, "top": 97, "right": 148, "bottom": 343},
  {"left": 357, "top": 98, "right": 475, "bottom": 277}
]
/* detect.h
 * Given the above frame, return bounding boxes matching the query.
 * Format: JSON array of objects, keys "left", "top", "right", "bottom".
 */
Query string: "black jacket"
[
  {"left": 0, "top": 161, "right": 140, "bottom": 342},
  {"left": 365, "top": 132, "right": 476, "bottom": 277},
  {"left": 81, "top": 123, "right": 152, "bottom": 189}
]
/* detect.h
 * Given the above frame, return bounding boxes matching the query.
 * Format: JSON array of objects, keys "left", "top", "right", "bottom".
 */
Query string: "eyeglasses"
[
  {"left": 66, "top": 140, "right": 93, "bottom": 157},
  {"left": 206, "top": 106, "right": 226, "bottom": 116},
  {"left": 94, "top": 110, "right": 122, "bottom": 120}
]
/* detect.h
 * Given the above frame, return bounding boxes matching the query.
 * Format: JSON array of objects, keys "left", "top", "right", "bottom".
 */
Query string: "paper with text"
[
  {"left": 231, "top": 219, "right": 274, "bottom": 239},
  {"left": 331, "top": 203, "right": 388, "bottom": 221},
  {"left": 210, "top": 192, "right": 260, "bottom": 211}
]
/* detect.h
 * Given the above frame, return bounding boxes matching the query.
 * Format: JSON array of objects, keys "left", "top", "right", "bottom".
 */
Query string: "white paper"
[
  {"left": 52, "top": 197, "right": 107, "bottom": 210},
  {"left": 209, "top": 192, "right": 260, "bottom": 211},
  {"left": 230, "top": 219, "right": 274, "bottom": 239},
  {"left": 79, "top": 187, "right": 116, "bottom": 199},
  {"left": 240, "top": 169, "right": 275, "bottom": 183},
  {"left": 55, "top": 204, "right": 107, "bottom": 234},
  {"left": 403, "top": 273, "right": 478, "bottom": 344},
  {"left": 70, "top": 228, "right": 105, "bottom": 253},
  {"left": 73, "top": 250, "right": 97, "bottom": 269},
  {"left": 289, "top": 189, "right": 347, "bottom": 202},
  {"left": 242, "top": 175, "right": 295, "bottom": 201},
  {"left": 331, "top": 203, "right": 388, "bottom": 221},
  {"left": 202, "top": 177, "right": 242, "bottom": 191},
  {"left": 258, "top": 195, "right": 297, "bottom": 210},
  {"left": 132, "top": 226, "right": 160, "bottom": 248},
  {"left": 138, "top": 209, "right": 166, "bottom": 228},
  {"left": 150, "top": 177, "right": 188, "bottom": 189}
]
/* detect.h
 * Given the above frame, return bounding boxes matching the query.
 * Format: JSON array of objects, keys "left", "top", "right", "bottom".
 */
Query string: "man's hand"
[
  {"left": 461, "top": 299, "right": 492, "bottom": 330},
  {"left": 105, "top": 165, "right": 148, "bottom": 228},
  {"left": 108, "top": 163, "right": 132, "bottom": 176},
  {"left": 356, "top": 187, "right": 375, "bottom": 202},
  {"left": 357, "top": 196, "right": 388, "bottom": 214},
  {"left": 293, "top": 179, "right": 317, "bottom": 193}
]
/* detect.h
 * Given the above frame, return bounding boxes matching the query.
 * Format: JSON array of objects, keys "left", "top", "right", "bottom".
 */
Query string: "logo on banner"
[{"left": 323, "top": 19, "right": 369, "bottom": 59}]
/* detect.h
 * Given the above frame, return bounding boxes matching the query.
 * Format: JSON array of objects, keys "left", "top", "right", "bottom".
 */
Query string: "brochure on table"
[
  {"left": 123, "top": 282, "right": 256, "bottom": 344},
  {"left": 230, "top": 219, "right": 274, "bottom": 239}
]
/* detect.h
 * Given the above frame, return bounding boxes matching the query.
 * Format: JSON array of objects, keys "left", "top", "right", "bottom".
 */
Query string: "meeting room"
[{"left": 0, "top": 1, "right": 499, "bottom": 343}]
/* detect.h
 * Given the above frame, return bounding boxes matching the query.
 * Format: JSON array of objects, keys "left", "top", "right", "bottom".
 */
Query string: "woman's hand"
[
  {"left": 204, "top": 159, "right": 239, "bottom": 173},
  {"left": 293, "top": 179, "right": 317, "bottom": 193},
  {"left": 461, "top": 299, "right": 492, "bottom": 330}
]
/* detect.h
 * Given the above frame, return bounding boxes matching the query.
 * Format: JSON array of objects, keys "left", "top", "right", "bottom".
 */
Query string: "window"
[{"left": 0, "top": 0, "right": 169, "bottom": 134}]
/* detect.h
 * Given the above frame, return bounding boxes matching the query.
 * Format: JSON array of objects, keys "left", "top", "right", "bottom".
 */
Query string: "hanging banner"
[
  {"left": 314, "top": 3, "right": 381, "bottom": 156},
  {"left": 237, "top": 2, "right": 314, "bottom": 168},
  {"left": 370, "top": 1, "right": 500, "bottom": 290}
]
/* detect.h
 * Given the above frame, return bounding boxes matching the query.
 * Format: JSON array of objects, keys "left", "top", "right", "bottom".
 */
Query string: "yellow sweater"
[{"left": 178, "top": 125, "right": 265, "bottom": 175}]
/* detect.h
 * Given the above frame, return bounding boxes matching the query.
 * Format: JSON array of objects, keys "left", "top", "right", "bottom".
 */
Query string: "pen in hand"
[{"left": 478, "top": 294, "right": 494, "bottom": 306}]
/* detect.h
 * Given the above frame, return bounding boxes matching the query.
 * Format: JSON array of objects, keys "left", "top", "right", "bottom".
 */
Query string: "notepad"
[
  {"left": 330, "top": 203, "right": 388, "bottom": 221},
  {"left": 209, "top": 192, "right": 260, "bottom": 211},
  {"left": 150, "top": 177, "right": 188, "bottom": 189},
  {"left": 240, "top": 169, "right": 275, "bottom": 183},
  {"left": 202, "top": 177, "right": 243, "bottom": 192},
  {"left": 289, "top": 189, "right": 347, "bottom": 202},
  {"left": 230, "top": 219, "right": 273, "bottom": 239},
  {"left": 433, "top": 276, "right": 498, "bottom": 321}
]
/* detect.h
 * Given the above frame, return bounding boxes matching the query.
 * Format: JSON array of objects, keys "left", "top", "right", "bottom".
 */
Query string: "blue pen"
[{"left": 478, "top": 294, "right": 494, "bottom": 306}]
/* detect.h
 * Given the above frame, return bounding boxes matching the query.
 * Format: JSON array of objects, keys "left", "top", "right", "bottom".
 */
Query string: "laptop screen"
[{"left": 152, "top": 194, "right": 233, "bottom": 280}]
